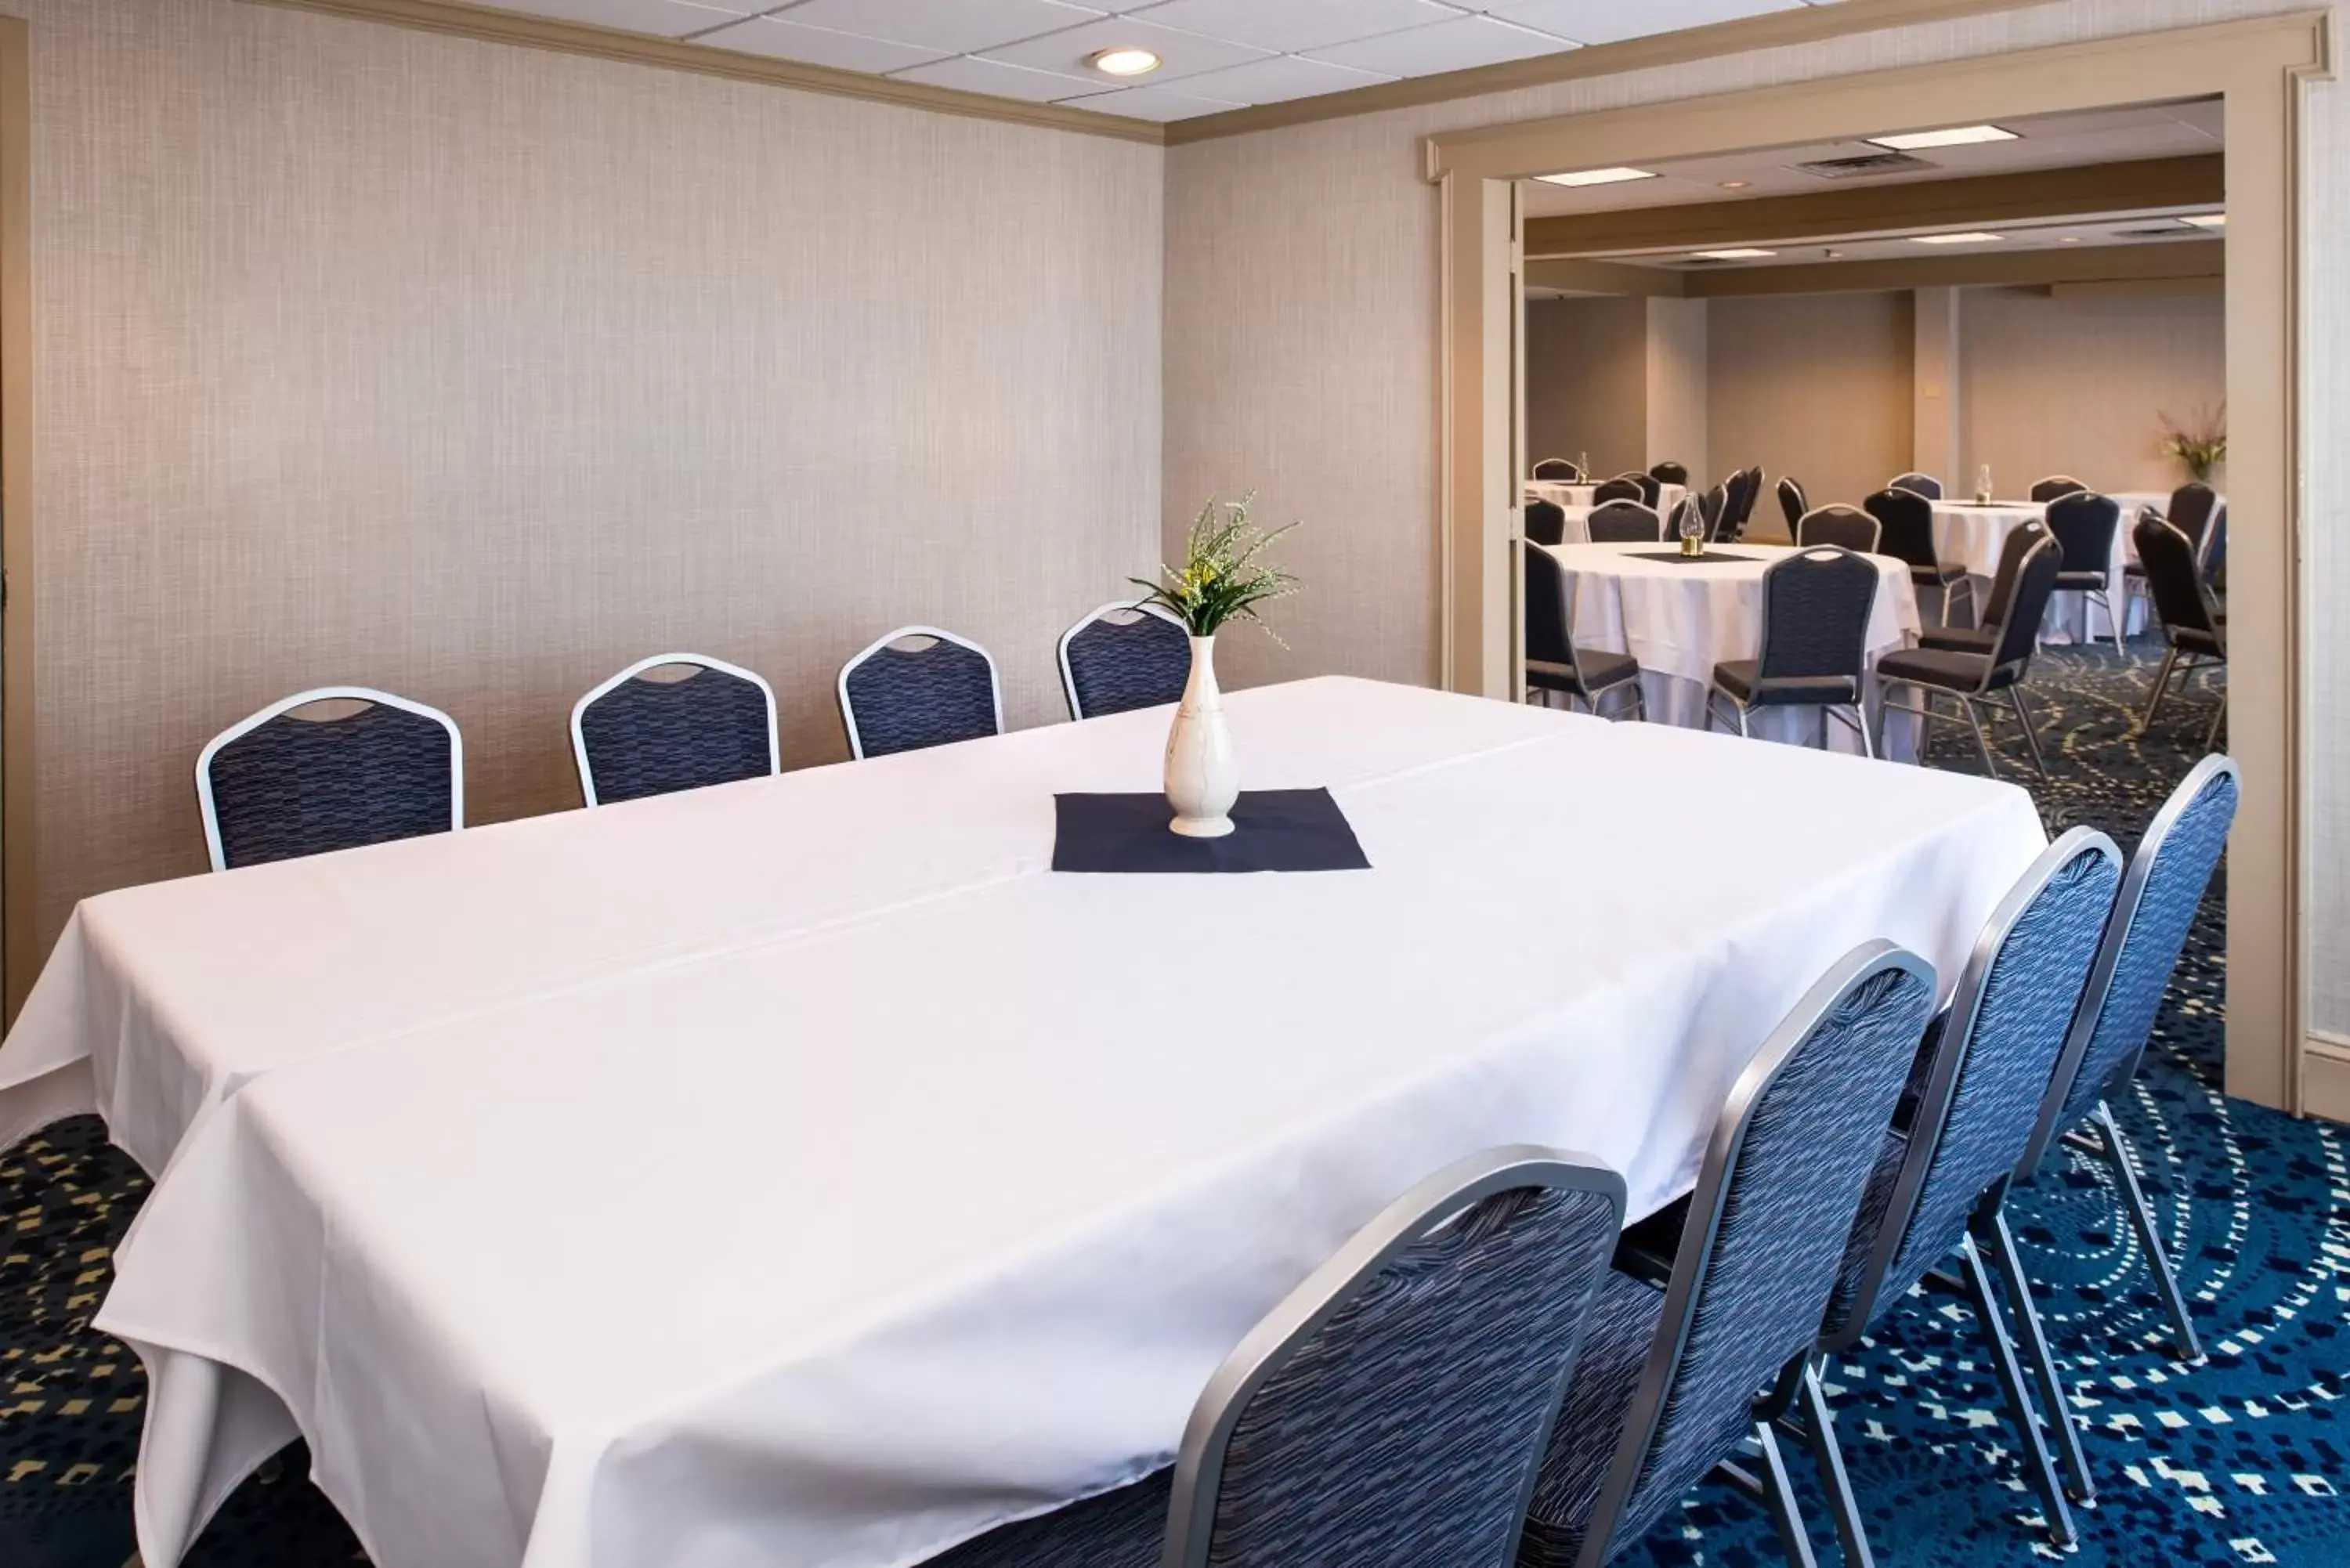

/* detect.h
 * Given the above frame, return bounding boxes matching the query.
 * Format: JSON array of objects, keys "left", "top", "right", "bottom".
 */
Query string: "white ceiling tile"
[
  {"left": 1483, "top": 0, "right": 1802, "bottom": 45},
  {"left": 1304, "top": 14, "right": 1573, "bottom": 75},
  {"left": 1124, "top": 0, "right": 1459, "bottom": 55},
  {"left": 1052, "top": 83, "right": 1246, "bottom": 121},
  {"left": 980, "top": 15, "right": 1274, "bottom": 84},
  {"left": 691, "top": 16, "right": 950, "bottom": 70},
  {"left": 1164, "top": 54, "right": 1394, "bottom": 105},
  {"left": 773, "top": 0, "right": 1108, "bottom": 55},
  {"left": 490, "top": 0, "right": 759, "bottom": 35},
  {"left": 889, "top": 54, "right": 1104, "bottom": 103}
]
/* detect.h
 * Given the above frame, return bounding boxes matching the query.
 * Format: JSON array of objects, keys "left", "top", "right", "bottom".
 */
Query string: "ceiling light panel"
[
  {"left": 1911, "top": 232, "right": 2006, "bottom": 244},
  {"left": 1691, "top": 248, "right": 1776, "bottom": 259},
  {"left": 1867, "top": 125, "right": 2020, "bottom": 150},
  {"left": 1536, "top": 167, "right": 1658, "bottom": 188}
]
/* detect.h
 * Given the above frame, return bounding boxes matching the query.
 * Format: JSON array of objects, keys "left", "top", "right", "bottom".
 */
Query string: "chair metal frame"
[
  {"left": 1792, "top": 505, "right": 1882, "bottom": 555},
  {"left": 569, "top": 652, "right": 780, "bottom": 808},
  {"left": 1161, "top": 1146, "right": 1627, "bottom": 1568},
  {"left": 1866, "top": 486, "right": 1977, "bottom": 628},
  {"left": 1703, "top": 545, "right": 1879, "bottom": 758},
  {"left": 1787, "top": 830, "right": 2125, "bottom": 1565},
  {"left": 836, "top": 624, "right": 1007, "bottom": 761},
  {"left": 2019, "top": 754, "right": 2240, "bottom": 1364},
  {"left": 1574, "top": 941, "right": 1939, "bottom": 1568},
  {"left": 1880, "top": 535, "right": 2062, "bottom": 780},
  {"left": 1889, "top": 471, "right": 1943, "bottom": 500},
  {"left": 1583, "top": 500, "right": 1663, "bottom": 544},
  {"left": 2133, "top": 517, "right": 2229, "bottom": 749},
  {"left": 1776, "top": 476, "right": 1809, "bottom": 537},
  {"left": 1523, "top": 542, "right": 1648, "bottom": 721},
  {"left": 2044, "top": 491, "right": 2127, "bottom": 652},
  {"left": 196, "top": 686, "right": 465, "bottom": 873},
  {"left": 1532, "top": 457, "right": 1583, "bottom": 482},
  {"left": 2029, "top": 474, "right": 2090, "bottom": 504},
  {"left": 1056, "top": 600, "right": 1191, "bottom": 721}
]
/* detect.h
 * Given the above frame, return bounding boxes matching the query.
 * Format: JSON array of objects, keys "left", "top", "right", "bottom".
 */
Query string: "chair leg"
[
  {"left": 1796, "top": 1357, "right": 1875, "bottom": 1568},
  {"left": 1958, "top": 1234, "right": 2077, "bottom": 1546},
  {"left": 2142, "top": 646, "right": 2180, "bottom": 731},
  {"left": 2005, "top": 691, "right": 2049, "bottom": 779},
  {"left": 1979, "top": 1201, "right": 2095, "bottom": 1504},
  {"left": 1752, "top": 1420, "right": 1822, "bottom": 1568},
  {"left": 1960, "top": 697, "right": 2001, "bottom": 779},
  {"left": 2094, "top": 1101, "right": 2204, "bottom": 1361},
  {"left": 2204, "top": 686, "right": 2227, "bottom": 752}
]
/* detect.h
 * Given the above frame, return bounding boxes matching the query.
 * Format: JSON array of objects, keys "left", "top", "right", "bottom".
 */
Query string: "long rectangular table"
[{"left": 1, "top": 678, "right": 2048, "bottom": 1568}]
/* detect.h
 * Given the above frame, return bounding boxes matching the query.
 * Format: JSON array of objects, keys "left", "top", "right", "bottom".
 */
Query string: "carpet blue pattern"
[{"left": 1, "top": 645, "right": 2341, "bottom": 1567}]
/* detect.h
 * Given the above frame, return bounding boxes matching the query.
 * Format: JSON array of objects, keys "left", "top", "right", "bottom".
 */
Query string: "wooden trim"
[
  {"left": 1666, "top": 240, "right": 2223, "bottom": 298},
  {"left": 1434, "top": 10, "right": 2334, "bottom": 1117},
  {"left": 1, "top": 16, "right": 28, "bottom": 1024},
  {"left": 1524, "top": 258, "right": 1688, "bottom": 297},
  {"left": 2304, "top": 1031, "right": 2350, "bottom": 1124},
  {"left": 244, "top": 0, "right": 1166, "bottom": 144},
  {"left": 1525, "top": 156, "right": 2223, "bottom": 258},
  {"left": 1165, "top": 0, "right": 2046, "bottom": 146}
]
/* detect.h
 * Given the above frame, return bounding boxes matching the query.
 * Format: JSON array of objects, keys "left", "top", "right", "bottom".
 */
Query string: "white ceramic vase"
[{"left": 1165, "top": 634, "right": 1238, "bottom": 838}]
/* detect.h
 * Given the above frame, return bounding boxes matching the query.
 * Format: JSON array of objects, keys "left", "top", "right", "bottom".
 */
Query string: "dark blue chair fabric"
[
  {"left": 1063, "top": 609, "right": 1190, "bottom": 721},
  {"left": 206, "top": 699, "right": 456, "bottom": 869},
  {"left": 842, "top": 633, "right": 1001, "bottom": 758},
  {"left": 1520, "top": 953, "right": 1937, "bottom": 1566},
  {"left": 577, "top": 663, "right": 772, "bottom": 804},
  {"left": 2049, "top": 764, "right": 2240, "bottom": 1138},
  {"left": 928, "top": 1176, "right": 1623, "bottom": 1568},
  {"left": 1824, "top": 839, "right": 2122, "bottom": 1338}
]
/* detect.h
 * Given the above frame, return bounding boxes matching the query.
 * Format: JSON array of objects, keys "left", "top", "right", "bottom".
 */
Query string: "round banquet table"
[
  {"left": 1527, "top": 479, "right": 1688, "bottom": 519},
  {"left": 1929, "top": 499, "right": 2146, "bottom": 645},
  {"left": 1535, "top": 540, "right": 1923, "bottom": 759}
]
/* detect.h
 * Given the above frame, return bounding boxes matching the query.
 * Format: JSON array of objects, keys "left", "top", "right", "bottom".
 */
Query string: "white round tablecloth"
[
  {"left": 1535, "top": 540, "right": 1922, "bottom": 758},
  {"left": 1930, "top": 499, "right": 2144, "bottom": 644},
  {"left": 1527, "top": 479, "right": 1687, "bottom": 518}
]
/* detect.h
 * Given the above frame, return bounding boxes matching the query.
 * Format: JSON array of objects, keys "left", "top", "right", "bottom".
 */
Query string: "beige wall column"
[
  {"left": 1646, "top": 297, "right": 1710, "bottom": 483},
  {"left": 1913, "top": 286, "right": 1963, "bottom": 492}
]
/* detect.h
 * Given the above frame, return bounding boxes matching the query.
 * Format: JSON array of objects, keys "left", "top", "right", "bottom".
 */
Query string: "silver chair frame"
[
  {"left": 836, "top": 623, "right": 1007, "bottom": 761},
  {"left": 1880, "top": 536, "right": 2059, "bottom": 781},
  {"left": 195, "top": 685, "right": 465, "bottom": 873},
  {"left": 1055, "top": 600, "right": 1189, "bottom": 721},
  {"left": 1792, "top": 505, "right": 1882, "bottom": 555},
  {"left": 569, "top": 652, "right": 780, "bottom": 807},
  {"left": 1703, "top": 546, "right": 1878, "bottom": 759},
  {"left": 2019, "top": 753, "right": 2240, "bottom": 1364},
  {"left": 1574, "top": 941, "right": 1939, "bottom": 1568},
  {"left": 1160, "top": 1146, "right": 1627, "bottom": 1568},
  {"left": 1889, "top": 471, "right": 1943, "bottom": 500}
]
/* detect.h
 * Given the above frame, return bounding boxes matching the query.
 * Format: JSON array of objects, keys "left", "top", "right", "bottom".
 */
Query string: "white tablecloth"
[
  {"left": 1535, "top": 541, "right": 1922, "bottom": 757},
  {"left": 1930, "top": 500, "right": 2145, "bottom": 644},
  {"left": 42, "top": 678, "right": 2048, "bottom": 1568},
  {"left": 1528, "top": 480, "right": 1687, "bottom": 519}
]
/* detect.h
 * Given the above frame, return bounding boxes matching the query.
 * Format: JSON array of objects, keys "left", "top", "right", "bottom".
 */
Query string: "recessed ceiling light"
[
  {"left": 1692, "top": 248, "right": 1776, "bottom": 260},
  {"left": 2182, "top": 213, "right": 2227, "bottom": 228},
  {"left": 1087, "top": 46, "right": 1161, "bottom": 77},
  {"left": 1536, "top": 167, "right": 1658, "bottom": 188},
  {"left": 1720, "top": 179, "right": 1752, "bottom": 190},
  {"left": 1823, "top": 248, "right": 1844, "bottom": 259},
  {"left": 2058, "top": 235, "right": 2084, "bottom": 244},
  {"left": 1912, "top": 232, "right": 2005, "bottom": 245},
  {"left": 1867, "top": 125, "right": 2020, "bottom": 150}
]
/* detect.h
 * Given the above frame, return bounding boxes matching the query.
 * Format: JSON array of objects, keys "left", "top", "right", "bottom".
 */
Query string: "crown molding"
[
  {"left": 242, "top": 0, "right": 1167, "bottom": 145},
  {"left": 1162, "top": 0, "right": 2050, "bottom": 146}
]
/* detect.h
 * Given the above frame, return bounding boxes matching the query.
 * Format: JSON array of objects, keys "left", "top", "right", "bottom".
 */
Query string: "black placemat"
[
  {"left": 1053, "top": 789, "right": 1371, "bottom": 873},
  {"left": 1622, "top": 549, "right": 1761, "bottom": 565}
]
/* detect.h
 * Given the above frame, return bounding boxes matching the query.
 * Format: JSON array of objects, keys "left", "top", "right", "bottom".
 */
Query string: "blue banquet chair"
[
  {"left": 837, "top": 625, "right": 1004, "bottom": 759},
  {"left": 570, "top": 652, "right": 779, "bottom": 806},
  {"left": 1058, "top": 602, "right": 1191, "bottom": 721},
  {"left": 196, "top": 686, "right": 462, "bottom": 871}
]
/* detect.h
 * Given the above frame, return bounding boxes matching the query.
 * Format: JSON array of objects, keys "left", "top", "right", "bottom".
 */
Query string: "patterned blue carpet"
[{"left": 1, "top": 645, "right": 2341, "bottom": 1568}]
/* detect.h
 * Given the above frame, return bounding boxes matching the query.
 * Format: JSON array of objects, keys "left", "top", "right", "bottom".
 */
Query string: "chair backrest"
[
  {"left": 1163, "top": 1147, "right": 1627, "bottom": 1568},
  {"left": 1523, "top": 543, "right": 1580, "bottom": 675},
  {"left": 1532, "top": 457, "right": 1581, "bottom": 481},
  {"left": 1824, "top": 830, "right": 2123, "bottom": 1349},
  {"left": 1578, "top": 943, "right": 1938, "bottom": 1562},
  {"left": 570, "top": 654, "right": 778, "bottom": 807},
  {"left": 1649, "top": 461, "right": 1689, "bottom": 486},
  {"left": 1890, "top": 471, "right": 1944, "bottom": 500},
  {"left": 1863, "top": 487, "right": 1937, "bottom": 571},
  {"left": 1984, "top": 535, "right": 2065, "bottom": 683},
  {"left": 1058, "top": 602, "right": 1191, "bottom": 721},
  {"left": 2030, "top": 474, "right": 2089, "bottom": 504},
  {"left": 2166, "top": 482, "right": 2219, "bottom": 550},
  {"left": 1794, "top": 504, "right": 1881, "bottom": 555},
  {"left": 1524, "top": 498, "right": 1567, "bottom": 548},
  {"left": 2132, "top": 516, "right": 2222, "bottom": 648},
  {"left": 1973, "top": 518, "right": 2050, "bottom": 634},
  {"left": 1755, "top": 547, "right": 1878, "bottom": 688},
  {"left": 1592, "top": 476, "right": 1644, "bottom": 506},
  {"left": 1776, "top": 477, "right": 1808, "bottom": 534},
  {"left": 1585, "top": 500, "right": 1662, "bottom": 544},
  {"left": 837, "top": 626, "right": 1004, "bottom": 760},
  {"left": 2200, "top": 504, "right": 2228, "bottom": 583},
  {"left": 2027, "top": 757, "right": 2240, "bottom": 1171},
  {"left": 1700, "top": 482, "right": 1730, "bottom": 542},
  {"left": 1724, "top": 467, "right": 1766, "bottom": 536},
  {"left": 2044, "top": 491, "right": 2122, "bottom": 576},
  {"left": 197, "top": 687, "right": 462, "bottom": 873},
  {"left": 1633, "top": 473, "right": 1663, "bottom": 509}
]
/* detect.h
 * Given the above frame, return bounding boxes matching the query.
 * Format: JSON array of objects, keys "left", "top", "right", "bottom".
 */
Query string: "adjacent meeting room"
[{"left": 0, "top": 5, "right": 2339, "bottom": 1568}]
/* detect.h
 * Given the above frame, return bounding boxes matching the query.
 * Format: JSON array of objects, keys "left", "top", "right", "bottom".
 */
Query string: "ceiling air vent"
[
  {"left": 2113, "top": 225, "right": 2204, "bottom": 239},
  {"left": 1789, "top": 151, "right": 1937, "bottom": 179}
]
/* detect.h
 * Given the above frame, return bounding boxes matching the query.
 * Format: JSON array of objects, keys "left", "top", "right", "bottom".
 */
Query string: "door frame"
[
  {"left": 2, "top": 14, "right": 29, "bottom": 1024},
  {"left": 1430, "top": 10, "right": 2332, "bottom": 1115}
]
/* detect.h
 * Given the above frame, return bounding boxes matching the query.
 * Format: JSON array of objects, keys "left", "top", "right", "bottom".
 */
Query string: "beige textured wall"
[
  {"left": 1645, "top": 297, "right": 1710, "bottom": 485},
  {"left": 11, "top": 0, "right": 1162, "bottom": 953},
  {"left": 1958, "top": 286, "right": 2227, "bottom": 498},
  {"left": 1708, "top": 291, "right": 1916, "bottom": 531},
  {"left": 1524, "top": 296, "right": 1647, "bottom": 479}
]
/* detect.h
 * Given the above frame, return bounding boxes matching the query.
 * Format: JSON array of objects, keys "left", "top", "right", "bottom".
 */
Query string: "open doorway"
[{"left": 1429, "top": 13, "right": 2323, "bottom": 1114}]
